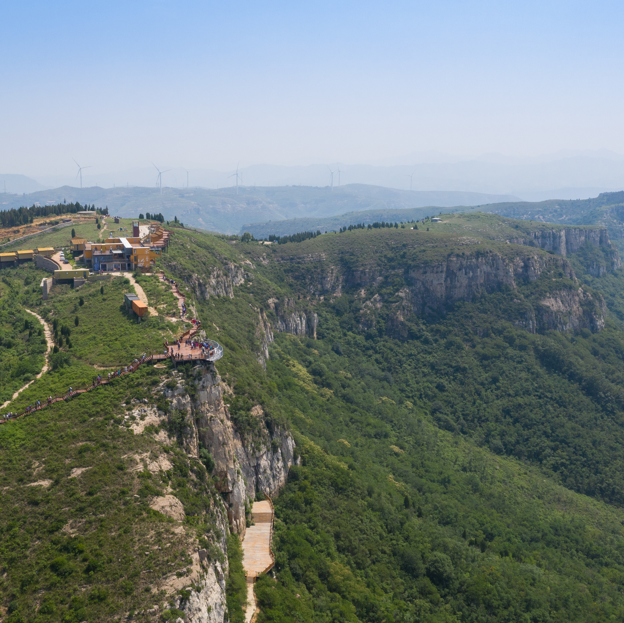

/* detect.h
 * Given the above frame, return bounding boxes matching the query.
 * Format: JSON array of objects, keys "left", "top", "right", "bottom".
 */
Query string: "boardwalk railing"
[
  {"left": 1, "top": 334, "right": 224, "bottom": 424},
  {"left": 1, "top": 269, "right": 223, "bottom": 425}
]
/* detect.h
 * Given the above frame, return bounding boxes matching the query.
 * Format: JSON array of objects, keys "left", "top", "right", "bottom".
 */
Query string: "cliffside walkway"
[
  {"left": 242, "top": 499, "right": 275, "bottom": 623},
  {"left": 0, "top": 322, "right": 222, "bottom": 424}
]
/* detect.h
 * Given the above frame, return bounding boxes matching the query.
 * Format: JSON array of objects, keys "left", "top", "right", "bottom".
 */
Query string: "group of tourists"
[
  {"left": 0, "top": 352, "right": 150, "bottom": 425},
  {"left": 25, "top": 400, "right": 44, "bottom": 413},
  {"left": 164, "top": 276, "right": 187, "bottom": 318}
]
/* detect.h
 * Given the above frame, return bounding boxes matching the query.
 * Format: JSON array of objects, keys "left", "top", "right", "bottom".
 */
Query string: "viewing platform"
[{"left": 153, "top": 337, "right": 224, "bottom": 364}]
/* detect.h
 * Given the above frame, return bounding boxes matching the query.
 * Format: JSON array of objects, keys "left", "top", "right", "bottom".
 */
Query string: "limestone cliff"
[
  {"left": 166, "top": 259, "right": 250, "bottom": 300},
  {"left": 268, "top": 297, "right": 318, "bottom": 338},
  {"left": 507, "top": 227, "right": 622, "bottom": 272},
  {"left": 164, "top": 361, "right": 296, "bottom": 536},
  {"left": 275, "top": 247, "right": 608, "bottom": 335},
  {"left": 161, "top": 361, "right": 295, "bottom": 621}
]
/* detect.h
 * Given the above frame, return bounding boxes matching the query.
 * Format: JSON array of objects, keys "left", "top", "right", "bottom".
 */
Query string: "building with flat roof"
[
  {"left": 71, "top": 238, "right": 87, "bottom": 252},
  {"left": 82, "top": 237, "right": 161, "bottom": 272},
  {"left": 54, "top": 268, "right": 89, "bottom": 280},
  {"left": 37, "top": 247, "right": 55, "bottom": 257}
]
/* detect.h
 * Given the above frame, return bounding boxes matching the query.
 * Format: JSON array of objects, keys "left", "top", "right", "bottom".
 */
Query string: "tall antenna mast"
[
  {"left": 73, "top": 159, "right": 92, "bottom": 189},
  {"left": 406, "top": 171, "right": 416, "bottom": 191}
]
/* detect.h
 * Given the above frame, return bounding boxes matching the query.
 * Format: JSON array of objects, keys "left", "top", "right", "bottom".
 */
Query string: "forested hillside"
[{"left": 4, "top": 215, "right": 624, "bottom": 621}]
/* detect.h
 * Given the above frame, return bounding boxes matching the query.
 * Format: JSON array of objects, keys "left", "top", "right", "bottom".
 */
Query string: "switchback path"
[
  {"left": 241, "top": 500, "right": 275, "bottom": 623},
  {"left": 0, "top": 310, "right": 54, "bottom": 410}
]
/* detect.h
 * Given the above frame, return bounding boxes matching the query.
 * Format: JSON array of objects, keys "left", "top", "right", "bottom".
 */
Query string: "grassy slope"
[
  {"left": 0, "top": 363, "right": 226, "bottom": 623},
  {"left": 0, "top": 264, "right": 227, "bottom": 622},
  {"left": 158, "top": 224, "right": 624, "bottom": 622}
]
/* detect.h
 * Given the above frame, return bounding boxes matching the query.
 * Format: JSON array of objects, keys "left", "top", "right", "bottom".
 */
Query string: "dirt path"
[
  {"left": 242, "top": 500, "right": 275, "bottom": 622},
  {"left": 123, "top": 273, "right": 159, "bottom": 316},
  {"left": 157, "top": 271, "right": 187, "bottom": 320},
  {"left": 98, "top": 218, "right": 108, "bottom": 240},
  {"left": 0, "top": 310, "right": 54, "bottom": 410}
]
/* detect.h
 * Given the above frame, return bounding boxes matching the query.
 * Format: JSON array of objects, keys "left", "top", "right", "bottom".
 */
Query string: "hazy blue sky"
[{"left": 2, "top": 0, "right": 624, "bottom": 175}]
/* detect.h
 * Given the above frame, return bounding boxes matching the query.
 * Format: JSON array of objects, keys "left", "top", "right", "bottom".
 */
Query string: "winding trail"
[
  {"left": 242, "top": 500, "right": 275, "bottom": 623},
  {"left": 123, "top": 273, "right": 159, "bottom": 316},
  {"left": 157, "top": 271, "right": 187, "bottom": 320},
  {"left": 0, "top": 310, "right": 54, "bottom": 410}
]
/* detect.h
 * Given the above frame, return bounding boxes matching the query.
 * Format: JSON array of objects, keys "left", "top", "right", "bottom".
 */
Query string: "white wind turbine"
[
  {"left": 406, "top": 170, "right": 416, "bottom": 191},
  {"left": 336, "top": 165, "right": 342, "bottom": 186},
  {"left": 328, "top": 166, "right": 335, "bottom": 189},
  {"left": 229, "top": 163, "right": 241, "bottom": 195},
  {"left": 153, "top": 163, "right": 171, "bottom": 194},
  {"left": 182, "top": 168, "right": 189, "bottom": 188},
  {"left": 73, "top": 159, "right": 92, "bottom": 188}
]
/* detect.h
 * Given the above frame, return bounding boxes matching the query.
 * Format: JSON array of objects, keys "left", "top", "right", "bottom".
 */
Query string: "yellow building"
[
  {"left": 17, "top": 250, "right": 34, "bottom": 261},
  {"left": 84, "top": 237, "right": 160, "bottom": 271},
  {"left": 71, "top": 238, "right": 87, "bottom": 252},
  {"left": 36, "top": 247, "right": 55, "bottom": 258},
  {"left": 54, "top": 269, "right": 89, "bottom": 280},
  {"left": 0, "top": 252, "right": 17, "bottom": 264}
]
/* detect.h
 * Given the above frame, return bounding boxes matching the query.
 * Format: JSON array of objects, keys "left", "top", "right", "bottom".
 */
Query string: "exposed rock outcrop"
[
  {"left": 255, "top": 309, "right": 274, "bottom": 369},
  {"left": 518, "top": 287, "right": 607, "bottom": 334},
  {"left": 168, "top": 261, "right": 249, "bottom": 300},
  {"left": 161, "top": 361, "right": 295, "bottom": 621},
  {"left": 268, "top": 297, "right": 318, "bottom": 339},
  {"left": 164, "top": 362, "right": 296, "bottom": 536},
  {"left": 507, "top": 227, "right": 622, "bottom": 272}
]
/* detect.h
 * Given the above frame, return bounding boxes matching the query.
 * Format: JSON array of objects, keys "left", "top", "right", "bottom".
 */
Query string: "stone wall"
[{"left": 35, "top": 254, "right": 60, "bottom": 273}]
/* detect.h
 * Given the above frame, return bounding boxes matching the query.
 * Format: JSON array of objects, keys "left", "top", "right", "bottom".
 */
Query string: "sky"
[{"left": 2, "top": 0, "right": 624, "bottom": 177}]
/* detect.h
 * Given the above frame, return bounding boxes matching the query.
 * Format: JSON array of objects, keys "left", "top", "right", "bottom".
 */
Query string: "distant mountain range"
[
  {"left": 13, "top": 151, "right": 624, "bottom": 200},
  {"left": 0, "top": 184, "right": 519, "bottom": 234},
  {"left": 0, "top": 174, "right": 47, "bottom": 195}
]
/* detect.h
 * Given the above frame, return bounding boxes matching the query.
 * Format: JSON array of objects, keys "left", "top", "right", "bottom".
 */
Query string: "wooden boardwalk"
[{"left": 242, "top": 500, "right": 275, "bottom": 622}]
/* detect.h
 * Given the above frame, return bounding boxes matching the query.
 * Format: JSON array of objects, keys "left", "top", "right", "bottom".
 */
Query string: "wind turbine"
[
  {"left": 328, "top": 166, "right": 335, "bottom": 189},
  {"left": 182, "top": 168, "right": 189, "bottom": 188},
  {"left": 73, "top": 159, "right": 92, "bottom": 188},
  {"left": 336, "top": 165, "right": 342, "bottom": 186},
  {"left": 228, "top": 163, "right": 241, "bottom": 195},
  {"left": 406, "top": 170, "right": 416, "bottom": 191},
  {"left": 152, "top": 163, "right": 171, "bottom": 195}
]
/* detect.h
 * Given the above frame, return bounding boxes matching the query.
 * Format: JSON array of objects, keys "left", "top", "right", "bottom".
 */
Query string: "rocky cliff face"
[
  {"left": 278, "top": 248, "right": 608, "bottom": 335},
  {"left": 162, "top": 361, "right": 295, "bottom": 621},
  {"left": 164, "top": 361, "right": 296, "bottom": 536},
  {"left": 530, "top": 288, "right": 607, "bottom": 333},
  {"left": 507, "top": 227, "right": 622, "bottom": 272},
  {"left": 167, "top": 260, "right": 251, "bottom": 301},
  {"left": 398, "top": 252, "right": 575, "bottom": 317},
  {"left": 507, "top": 227, "right": 610, "bottom": 256},
  {"left": 268, "top": 297, "right": 318, "bottom": 338}
]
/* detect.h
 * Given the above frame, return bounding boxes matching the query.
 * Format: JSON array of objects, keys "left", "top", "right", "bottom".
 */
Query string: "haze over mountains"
[
  {"left": 0, "top": 184, "right": 518, "bottom": 234},
  {"left": 5, "top": 150, "right": 624, "bottom": 200}
]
